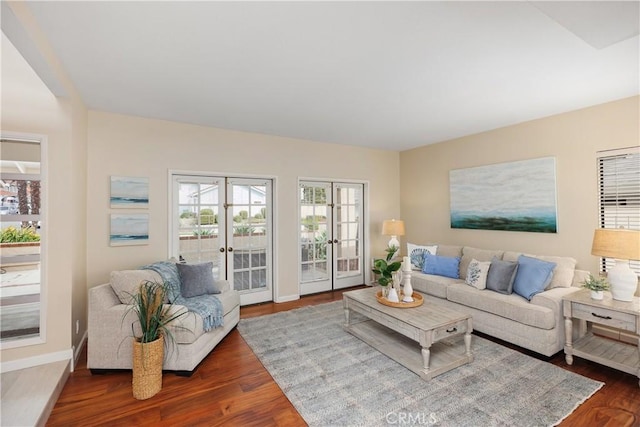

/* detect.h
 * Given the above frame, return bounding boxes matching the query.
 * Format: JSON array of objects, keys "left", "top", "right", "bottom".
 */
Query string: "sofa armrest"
[{"left": 217, "top": 279, "right": 231, "bottom": 293}]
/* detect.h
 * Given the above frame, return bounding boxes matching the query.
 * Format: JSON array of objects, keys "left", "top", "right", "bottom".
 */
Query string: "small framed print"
[
  {"left": 110, "top": 176, "right": 149, "bottom": 208},
  {"left": 110, "top": 213, "right": 149, "bottom": 246}
]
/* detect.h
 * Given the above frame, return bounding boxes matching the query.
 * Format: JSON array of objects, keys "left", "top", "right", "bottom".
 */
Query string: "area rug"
[{"left": 238, "top": 301, "right": 603, "bottom": 427}]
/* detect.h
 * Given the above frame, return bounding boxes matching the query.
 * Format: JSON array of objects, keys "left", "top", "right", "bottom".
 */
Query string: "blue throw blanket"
[{"left": 141, "top": 261, "right": 224, "bottom": 332}]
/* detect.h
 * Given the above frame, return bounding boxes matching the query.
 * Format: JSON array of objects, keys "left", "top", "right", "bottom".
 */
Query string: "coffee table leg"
[
  {"left": 344, "top": 302, "right": 350, "bottom": 328},
  {"left": 421, "top": 347, "right": 431, "bottom": 376},
  {"left": 464, "top": 332, "right": 472, "bottom": 358}
]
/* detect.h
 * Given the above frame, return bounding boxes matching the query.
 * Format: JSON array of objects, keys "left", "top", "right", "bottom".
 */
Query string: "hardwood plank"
[{"left": 46, "top": 286, "right": 640, "bottom": 426}]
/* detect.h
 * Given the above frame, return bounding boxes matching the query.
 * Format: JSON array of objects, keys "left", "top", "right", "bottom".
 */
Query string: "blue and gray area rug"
[{"left": 238, "top": 301, "right": 603, "bottom": 427}]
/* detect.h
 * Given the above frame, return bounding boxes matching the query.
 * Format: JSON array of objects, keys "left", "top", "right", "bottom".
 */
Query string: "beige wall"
[
  {"left": 400, "top": 96, "right": 640, "bottom": 274},
  {"left": 1, "top": 28, "right": 88, "bottom": 363},
  {"left": 86, "top": 111, "right": 400, "bottom": 300}
]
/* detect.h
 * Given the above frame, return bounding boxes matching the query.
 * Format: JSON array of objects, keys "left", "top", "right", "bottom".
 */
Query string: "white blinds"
[{"left": 597, "top": 146, "right": 640, "bottom": 274}]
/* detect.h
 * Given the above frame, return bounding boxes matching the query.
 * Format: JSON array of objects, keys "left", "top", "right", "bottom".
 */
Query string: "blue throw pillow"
[
  {"left": 513, "top": 255, "right": 556, "bottom": 301},
  {"left": 422, "top": 252, "right": 461, "bottom": 279}
]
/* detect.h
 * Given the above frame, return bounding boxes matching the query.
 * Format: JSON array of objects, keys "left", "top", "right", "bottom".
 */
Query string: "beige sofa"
[
  {"left": 88, "top": 268, "right": 240, "bottom": 375},
  {"left": 407, "top": 244, "right": 587, "bottom": 357}
]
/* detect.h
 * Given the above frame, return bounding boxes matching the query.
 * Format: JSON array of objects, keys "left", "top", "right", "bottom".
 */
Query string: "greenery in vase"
[
  {"left": 372, "top": 245, "right": 402, "bottom": 287},
  {"left": 125, "top": 280, "right": 188, "bottom": 344},
  {"left": 581, "top": 274, "right": 610, "bottom": 292}
]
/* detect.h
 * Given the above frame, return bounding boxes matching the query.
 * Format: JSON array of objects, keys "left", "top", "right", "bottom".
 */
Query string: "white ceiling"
[{"left": 6, "top": 1, "right": 640, "bottom": 151}]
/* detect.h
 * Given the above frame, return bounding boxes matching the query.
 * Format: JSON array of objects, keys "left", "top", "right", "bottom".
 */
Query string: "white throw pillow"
[
  {"left": 407, "top": 243, "right": 438, "bottom": 270},
  {"left": 465, "top": 258, "right": 491, "bottom": 290}
]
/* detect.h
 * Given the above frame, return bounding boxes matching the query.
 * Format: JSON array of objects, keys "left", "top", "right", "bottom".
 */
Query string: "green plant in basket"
[
  {"left": 124, "top": 280, "right": 188, "bottom": 344},
  {"left": 372, "top": 245, "right": 402, "bottom": 287}
]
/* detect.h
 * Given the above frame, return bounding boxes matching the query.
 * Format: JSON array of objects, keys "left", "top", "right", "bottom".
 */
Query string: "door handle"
[
  {"left": 219, "top": 247, "right": 225, "bottom": 253},
  {"left": 228, "top": 247, "right": 233, "bottom": 252},
  {"left": 333, "top": 239, "right": 338, "bottom": 243},
  {"left": 326, "top": 240, "right": 333, "bottom": 245}
]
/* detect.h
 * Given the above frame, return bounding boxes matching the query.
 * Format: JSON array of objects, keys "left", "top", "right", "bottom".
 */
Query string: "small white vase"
[
  {"left": 380, "top": 285, "right": 389, "bottom": 298},
  {"left": 590, "top": 290, "right": 604, "bottom": 300},
  {"left": 387, "top": 287, "right": 400, "bottom": 303}
]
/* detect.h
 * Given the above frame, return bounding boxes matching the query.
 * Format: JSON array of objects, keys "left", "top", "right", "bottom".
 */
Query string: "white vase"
[
  {"left": 590, "top": 290, "right": 604, "bottom": 300},
  {"left": 387, "top": 287, "right": 400, "bottom": 303},
  {"left": 380, "top": 285, "right": 389, "bottom": 298},
  {"left": 608, "top": 260, "right": 637, "bottom": 302}
]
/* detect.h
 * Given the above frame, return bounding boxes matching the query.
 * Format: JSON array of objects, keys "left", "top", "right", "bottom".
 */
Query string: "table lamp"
[
  {"left": 382, "top": 219, "right": 405, "bottom": 253},
  {"left": 591, "top": 228, "right": 640, "bottom": 301}
]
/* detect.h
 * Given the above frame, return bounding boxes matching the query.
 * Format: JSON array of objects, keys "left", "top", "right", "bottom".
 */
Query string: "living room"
[{"left": 1, "top": 1, "right": 639, "bottom": 426}]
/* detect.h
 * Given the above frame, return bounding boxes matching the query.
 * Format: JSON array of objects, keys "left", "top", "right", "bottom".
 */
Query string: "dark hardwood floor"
[{"left": 47, "top": 287, "right": 640, "bottom": 426}]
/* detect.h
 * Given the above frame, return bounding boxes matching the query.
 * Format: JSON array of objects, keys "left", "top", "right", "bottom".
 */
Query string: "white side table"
[{"left": 563, "top": 288, "right": 640, "bottom": 387}]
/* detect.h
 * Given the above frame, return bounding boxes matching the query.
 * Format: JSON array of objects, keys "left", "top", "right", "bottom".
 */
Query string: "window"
[
  {"left": 0, "top": 134, "right": 46, "bottom": 347},
  {"left": 597, "top": 146, "right": 640, "bottom": 275}
]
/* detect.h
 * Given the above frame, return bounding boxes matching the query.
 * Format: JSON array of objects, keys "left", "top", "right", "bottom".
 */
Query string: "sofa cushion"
[
  {"left": 110, "top": 269, "right": 162, "bottom": 304},
  {"left": 171, "top": 288, "right": 240, "bottom": 344},
  {"left": 486, "top": 258, "right": 518, "bottom": 294},
  {"left": 513, "top": 255, "right": 556, "bottom": 301},
  {"left": 434, "top": 244, "right": 463, "bottom": 258},
  {"left": 176, "top": 262, "right": 222, "bottom": 298},
  {"left": 410, "top": 272, "right": 461, "bottom": 298},
  {"left": 422, "top": 253, "right": 461, "bottom": 279},
  {"left": 460, "top": 247, "right": 504, "bottom": 280},
  {"left": 465, "top": 258, "right": 491, "bottom": 290},
  {"left": 446, "top": 283, "right": 556, "bottom": 330},
  {"left": 503, "top": 251, "right": 576, "bottom": 288},
  {"left": 406, "top": 243, "right": 437, "bottom": 270}
]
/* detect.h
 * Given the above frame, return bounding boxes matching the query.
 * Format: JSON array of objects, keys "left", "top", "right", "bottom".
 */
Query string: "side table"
[{"left": 563, "top": 288, "right": 640, "bottom": 387}]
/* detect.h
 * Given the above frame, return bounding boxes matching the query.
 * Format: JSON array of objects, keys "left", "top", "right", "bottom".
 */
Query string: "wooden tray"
[{"left": 376, "top": 291, "right": 424, "bottom": 308}]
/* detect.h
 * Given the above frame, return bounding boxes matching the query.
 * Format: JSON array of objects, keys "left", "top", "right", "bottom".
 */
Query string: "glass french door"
[
  {"left": 172, "top": 175, "right": 273, "bottom": 305},
  {"left": 299, "top": 181, "right": 364, "bottom": 295}
]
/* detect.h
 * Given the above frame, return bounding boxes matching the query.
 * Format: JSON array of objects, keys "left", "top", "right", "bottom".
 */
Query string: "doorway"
[
  {"left": 299, "top": 181, "right": 365, "bottom": 295},
  {"left": 171, "top": 174, "right": 273, "bottom": 305}
]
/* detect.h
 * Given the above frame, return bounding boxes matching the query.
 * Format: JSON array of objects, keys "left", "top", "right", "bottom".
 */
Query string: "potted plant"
[
  {"left": 125, "top": 280, "right": 187, "bottom": 400},
  {"left": 372, "top": 246, "right": 403, "bottom": 298},
  {"left": 582, "top": 274, "right": 610, "bottom": 300}
]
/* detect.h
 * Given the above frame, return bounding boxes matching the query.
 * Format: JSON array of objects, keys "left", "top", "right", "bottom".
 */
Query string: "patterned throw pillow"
[
  {"left": 407, "top": 243, "right": 438, "bottom": 270},
  {"left": 465, "top": 258, "right": 491, "bottom": 290}
]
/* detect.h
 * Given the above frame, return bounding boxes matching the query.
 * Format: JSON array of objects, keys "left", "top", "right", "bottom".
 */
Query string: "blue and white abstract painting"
[
  {"left": 110, "top": 214, "right": 149, "bottom": 246},
  {"left": 450, "top": 157, "right": 557, "bottom": 233},
  {"left": 110, "top": 176, "right": 149, "bottom": 208}
]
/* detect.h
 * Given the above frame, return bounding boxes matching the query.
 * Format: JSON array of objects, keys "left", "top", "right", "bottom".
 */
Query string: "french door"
[
  {"left": 299, "top": 181, "right": 365, "bottom": 295},
  {"left": 171, "top": 174, "right": 273, "bottom": 305}
]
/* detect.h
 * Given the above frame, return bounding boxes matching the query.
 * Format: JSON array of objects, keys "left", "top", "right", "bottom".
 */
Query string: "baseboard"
[
  {"left": 0, "top": 348, "right": 73, "bottom": 373},
  {"left": 275, "top": 294, "right": 300, "bottom": 303},
  {"left": 72, "top": 331, "right": 88, "bottom": 372}
]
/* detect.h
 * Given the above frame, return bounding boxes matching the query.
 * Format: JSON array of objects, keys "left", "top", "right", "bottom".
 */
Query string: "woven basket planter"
[{"left": 132, "top": 335, "right": 164, "bottom": 400}]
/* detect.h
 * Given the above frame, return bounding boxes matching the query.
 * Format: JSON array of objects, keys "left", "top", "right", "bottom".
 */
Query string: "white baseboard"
[
  {"left": 71, "top": 331, "right": 88, "bottom": 372},
  {"left": 1, "top": 348, "right": 73, "bottom": 373},
  {"left": 275, "top": 294, "right": 300, "bottom": 303}
]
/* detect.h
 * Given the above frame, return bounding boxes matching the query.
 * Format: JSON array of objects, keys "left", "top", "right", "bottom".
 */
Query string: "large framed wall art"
[{"left": 449, "top": 157, "right": 558, "bottom": 233}]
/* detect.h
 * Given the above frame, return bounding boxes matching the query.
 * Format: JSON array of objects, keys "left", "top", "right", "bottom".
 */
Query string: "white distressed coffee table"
[{"left": 343, "top": 287, "right": 473, "bottom": 380}]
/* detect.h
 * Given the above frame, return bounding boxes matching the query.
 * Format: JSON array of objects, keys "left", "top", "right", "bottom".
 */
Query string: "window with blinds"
[{"left": 597, "top": 146, "right": 640, "bottom": 275}]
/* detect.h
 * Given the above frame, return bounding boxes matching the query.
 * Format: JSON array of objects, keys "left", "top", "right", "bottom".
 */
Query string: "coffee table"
[{"left": 343, "top": 287, "right": 473, "bottom": 380}]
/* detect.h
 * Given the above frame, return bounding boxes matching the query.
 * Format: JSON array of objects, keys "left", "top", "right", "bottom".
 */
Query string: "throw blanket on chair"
[{"left": 141, "top": 261, "right": 224, "bottom": 331}]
